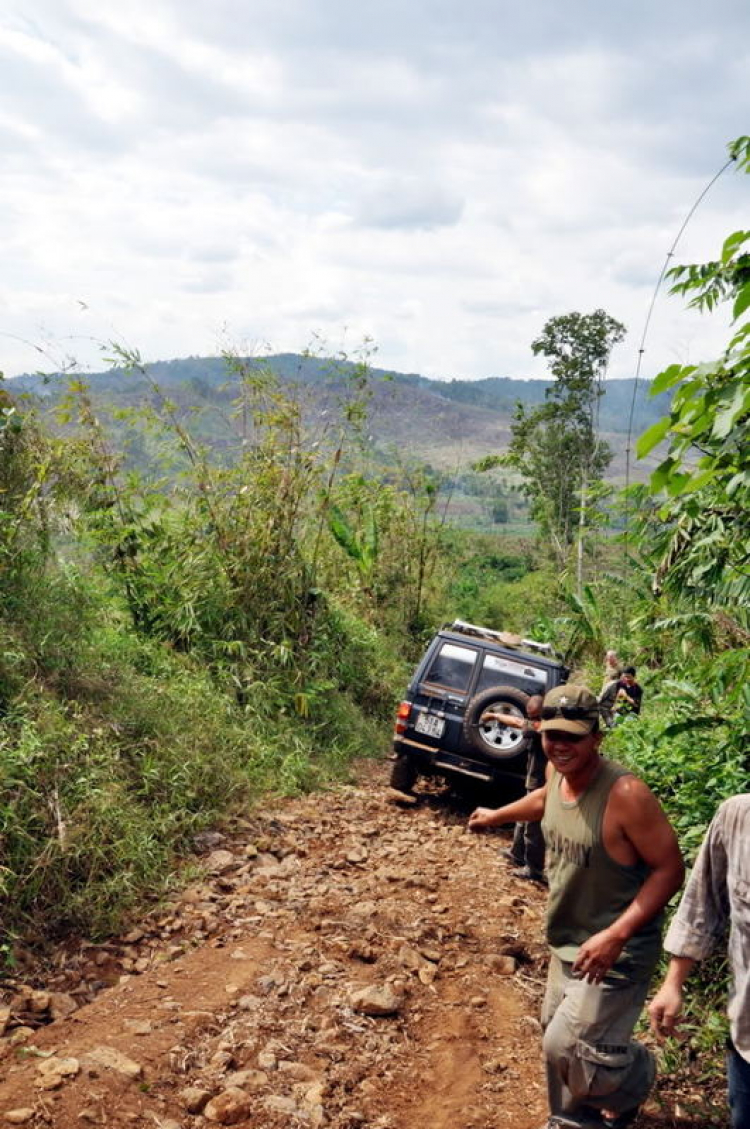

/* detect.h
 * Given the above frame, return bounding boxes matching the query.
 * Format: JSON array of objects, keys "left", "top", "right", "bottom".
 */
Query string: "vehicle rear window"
[
  {"left": 475, "top": 653, "right": 549, "bottom": 696},
  {"left": 423, "top": 642, "right": 478, "bottom": 692}
]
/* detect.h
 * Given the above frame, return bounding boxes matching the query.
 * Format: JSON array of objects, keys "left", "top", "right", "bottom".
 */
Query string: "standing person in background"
[
  {"left": 599, "top": 651, "right": 623, "bottom": 728},
  {"left": 648, "top": 794, "right": 750, "bottom": 1129},
  {"left": 480, "top": 694, "right": 546, "bottom": 884},
  {"left": 469, "top": 684, "right": 684, "bottom": 1129},
  {"left": 616, "top": 668, "right": 643, "bottom": 716},
  {"left": 601, "top": 650, "right": 621, "bottom": 694}
]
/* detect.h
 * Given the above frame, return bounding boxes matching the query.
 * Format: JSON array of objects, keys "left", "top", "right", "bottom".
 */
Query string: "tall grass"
[{"left": 1, "top": 601, "right": 396, "bottom": 941}]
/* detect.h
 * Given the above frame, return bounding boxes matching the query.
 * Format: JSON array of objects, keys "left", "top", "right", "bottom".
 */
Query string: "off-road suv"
[{"left": 390, "top": 619, "right": 568, "bottom": 797}]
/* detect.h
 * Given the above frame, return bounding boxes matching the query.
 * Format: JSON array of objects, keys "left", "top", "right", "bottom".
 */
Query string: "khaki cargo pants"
[{"left": 541, "top": 953, "right": 656, "bottom": 1129}]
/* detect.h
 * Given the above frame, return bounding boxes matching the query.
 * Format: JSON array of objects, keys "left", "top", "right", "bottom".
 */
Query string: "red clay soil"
[{"left": 0, "top": 761, "right": 726, "bottom": 1128}]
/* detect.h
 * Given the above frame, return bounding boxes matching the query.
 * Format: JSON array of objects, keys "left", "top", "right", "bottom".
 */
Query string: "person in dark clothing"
[
  {"left": 480, "top": 694, "right": 545, "bottom": 883},
  {"left": 616, "top": 668, "right": 643, "bottom": 716}
]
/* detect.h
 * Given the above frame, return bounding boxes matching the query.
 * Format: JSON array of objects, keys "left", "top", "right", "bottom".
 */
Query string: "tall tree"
[{"left": 501, "top": 310, "right": 626, "bottom": 579}]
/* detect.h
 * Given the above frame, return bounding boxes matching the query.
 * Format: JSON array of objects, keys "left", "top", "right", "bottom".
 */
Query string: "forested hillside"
[
  {"left": 10, "top": 353, "right": 670, "bottom": 434},
  {"left": 10, "top": 354, "right": 668, "bottom": 479}
]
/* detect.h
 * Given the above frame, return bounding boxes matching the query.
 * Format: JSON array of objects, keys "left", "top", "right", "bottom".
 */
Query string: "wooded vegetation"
[
  {"left": 476, "top": 308, "right": 626, "bottom": 581},
  {"left": 0, "top": 134, "right": 747, "bottom": 1109}
]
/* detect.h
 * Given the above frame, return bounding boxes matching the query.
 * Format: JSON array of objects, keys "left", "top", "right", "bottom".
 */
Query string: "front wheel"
[{"left": 462, "top": 685, "right": 530, "bottom": 759}]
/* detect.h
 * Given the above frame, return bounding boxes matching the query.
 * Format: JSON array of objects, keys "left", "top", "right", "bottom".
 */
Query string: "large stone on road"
[
  {"left": 349, "top": 983, "right": 404, "bottom": 1016},
  {"left": 204, "top": 1086, "right": 254, "bottom": 1124}
]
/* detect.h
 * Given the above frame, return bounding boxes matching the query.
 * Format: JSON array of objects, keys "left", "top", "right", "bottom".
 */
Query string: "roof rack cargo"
[{"left": 447, "top": 618, "right": 554, "bottom": 655}]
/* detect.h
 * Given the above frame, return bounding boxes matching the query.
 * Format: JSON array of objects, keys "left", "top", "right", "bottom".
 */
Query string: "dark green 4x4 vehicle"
[{"left": 390, "top": 620, "right": 568, "bottom": 797}]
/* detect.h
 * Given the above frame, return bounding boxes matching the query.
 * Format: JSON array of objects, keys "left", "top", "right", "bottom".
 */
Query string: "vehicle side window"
[
  {"left": 423, "top": 643, "right": 478, "bottom": 693},
  {"left": 475, "top": 653, "right": 548, "bottom": 696}
]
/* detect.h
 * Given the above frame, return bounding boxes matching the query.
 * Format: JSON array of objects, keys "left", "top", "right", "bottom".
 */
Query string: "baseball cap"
[{"left": 540, "top": 685, "right": 599, "bottom": 735}]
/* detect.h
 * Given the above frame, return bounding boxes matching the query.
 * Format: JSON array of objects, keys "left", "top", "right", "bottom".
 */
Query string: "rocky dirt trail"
[{"left": 0, "top": 763, "right": 701, "bottom": 1129}]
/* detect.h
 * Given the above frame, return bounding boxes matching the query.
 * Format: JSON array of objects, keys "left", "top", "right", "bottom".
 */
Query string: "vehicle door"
[{"left": 410, "top": 639, "right": 479, "bottom": 751}]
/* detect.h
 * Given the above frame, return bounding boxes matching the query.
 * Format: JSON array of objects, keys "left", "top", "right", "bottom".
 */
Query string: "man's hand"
[
  {"left": 572, "top": 928, "right": 625, "bottom": 983},
  {"left": 648, "top": 982, "right": 684, "bottom": 1039},
  {"left": 467, "top": 789, "right": 546, "bottom": 834},
  {"left": 468, "top": 807, "right": 498, "bottom": 832}
]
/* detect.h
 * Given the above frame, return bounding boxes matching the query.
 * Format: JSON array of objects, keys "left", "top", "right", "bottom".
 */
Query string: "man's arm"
[
  {"left": 648, "top": 955, "right": 696, "bottom": 1037},
  {"left": 468, "top": 785, "right": 546, "bottom": 831},
  {"left": 648, "top": 806, "right": 729, "bottom": 1034},
  {"left": 573, "top": 778, "right": 684, "bottom": 982},
  {"left": 478, "top": 711, "right": 524, "bottom": 730}
]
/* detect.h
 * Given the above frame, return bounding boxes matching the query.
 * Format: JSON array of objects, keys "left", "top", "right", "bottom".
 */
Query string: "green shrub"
[
  {"left": 608, "top": 704, "right": 747, "bottom": 861},
  {"left": 463, "top": 568, "right": 562, "bottom": 634},
  {"left": 0, "top": 592, "right": 397, "bottom": 943}
]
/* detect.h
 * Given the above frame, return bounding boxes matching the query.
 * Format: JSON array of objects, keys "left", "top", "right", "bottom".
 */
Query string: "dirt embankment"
[{"left": 0, "top": 763, "right": 716, "bottom": 1128}]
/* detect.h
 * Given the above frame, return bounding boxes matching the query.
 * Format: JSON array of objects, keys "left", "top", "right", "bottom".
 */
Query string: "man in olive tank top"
[{"left": 469, "top": 684, "right": 684, "bottom": 1129}]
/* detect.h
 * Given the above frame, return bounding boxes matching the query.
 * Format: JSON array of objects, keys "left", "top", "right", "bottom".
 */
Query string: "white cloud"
[{"left": 0, "top": 0, "right": 748, "bottom": 384}]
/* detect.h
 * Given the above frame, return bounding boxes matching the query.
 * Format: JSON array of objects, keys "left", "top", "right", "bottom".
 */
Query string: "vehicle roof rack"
[{"left": 446, "top": 618, "right": 554, "bottom": 655}]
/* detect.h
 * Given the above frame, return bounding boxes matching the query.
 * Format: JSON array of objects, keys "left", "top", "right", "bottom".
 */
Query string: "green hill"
[
  {"left": 9, "top": 351, "right": 668, "bottom": 451},
  {"left": 7, "top": 354, "right": 668, "bottom": 537}
]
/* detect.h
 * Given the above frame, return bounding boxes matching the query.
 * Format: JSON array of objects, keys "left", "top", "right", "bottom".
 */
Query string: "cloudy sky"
[{"left": 2, "top": 1, "right": 748, "bottom": 382}]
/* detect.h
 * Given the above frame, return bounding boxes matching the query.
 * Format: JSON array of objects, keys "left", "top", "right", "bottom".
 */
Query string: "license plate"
[{"left": 415, "top": 712, "right": 445, "bottom": 738}]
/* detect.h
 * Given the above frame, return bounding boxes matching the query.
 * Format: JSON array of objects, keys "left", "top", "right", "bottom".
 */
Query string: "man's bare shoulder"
[
  {"left": 605, "top": 769, "right": 682, "bottom": 874},
  {"left": 608, "top": 772, "right": 666, "bottom": 821}
]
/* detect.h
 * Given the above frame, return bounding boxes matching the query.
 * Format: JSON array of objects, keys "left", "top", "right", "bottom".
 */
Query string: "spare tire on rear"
[{"left": 462, "top": 685, "right": 530, "bottom": 759}]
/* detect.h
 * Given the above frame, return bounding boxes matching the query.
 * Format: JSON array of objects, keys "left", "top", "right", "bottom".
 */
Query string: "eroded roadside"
[{"left": 0, "top": 761, "right": 678, "bottom": 1129}]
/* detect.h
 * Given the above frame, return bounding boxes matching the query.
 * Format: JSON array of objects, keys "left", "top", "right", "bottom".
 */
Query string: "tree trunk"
[{"left": 576, "top": 469, "right": 587, "bottom": 599}]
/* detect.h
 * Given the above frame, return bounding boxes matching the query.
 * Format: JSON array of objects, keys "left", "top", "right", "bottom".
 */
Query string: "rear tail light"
[{"left": 394, "top": 700, "right": 412, "bottom": 735}]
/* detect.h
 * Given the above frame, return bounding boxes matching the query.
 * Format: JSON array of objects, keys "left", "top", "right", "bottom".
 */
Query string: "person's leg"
[
  {"left": 727, "top": 1041, "right": 750, "bottom": 1129},
  {"left": 509, "top": 819, "right": 526, "bottom": 866},
  {"left": 518, "top": 752, "right": 546, "bottom": 875},
  {"left": 542, "top": 964, "right": 654, "bottom": 1125},
  {"left": 523, "top": 818, "right": 546, "bottom": 879},
  {"left": 541, "top": 958, "right": 605, "bottom": 1128}
]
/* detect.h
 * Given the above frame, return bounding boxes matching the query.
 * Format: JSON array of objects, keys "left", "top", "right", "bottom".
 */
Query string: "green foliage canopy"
[
  {"left": 638, "top": 137, "right": 750, "bottom": 607},
  {"left": 499, "top": 310, "right": 625, "bottom": 561}
]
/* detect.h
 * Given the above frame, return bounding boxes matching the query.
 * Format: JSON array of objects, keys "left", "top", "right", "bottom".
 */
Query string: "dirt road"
[{"left": 0, "top": 763, "right": 712, "bottom": 1128}]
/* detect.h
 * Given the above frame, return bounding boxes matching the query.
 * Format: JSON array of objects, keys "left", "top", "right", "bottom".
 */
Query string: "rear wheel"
[
  {"left": 390, "top": 754, "right": 419, "bottom": 792},
  {"left": 462, "top": 685, "right": 530, "bottom": 759}
]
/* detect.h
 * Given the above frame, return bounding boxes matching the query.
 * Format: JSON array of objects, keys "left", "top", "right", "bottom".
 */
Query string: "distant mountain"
[{"left": 8, "top": 352, "right": 669, "bottom": 481}]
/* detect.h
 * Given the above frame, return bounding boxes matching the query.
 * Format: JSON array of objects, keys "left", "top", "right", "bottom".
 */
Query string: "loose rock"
[
  {"left": 49, "top": 993, "right": 79, "bottom": 1021},
  {"left": 36, "top": 1056, "right": 80, "bottom": 1090},
  {"left": 203, "top": 1087, "right": 253, "bottom": 1124},
  {"left": 180, "top": 1086, "right": 212, "bottom": 1113},
  {"left": 488, "top": 954, "right": 517, "bottom": 975},
  {"left": 84, "top": 1046, "right": 142, "bottom": 1079},
  {"left": 350, "top": 985, "right": 403, "bottom": 1016},
  {"left": 225, "top": 1069, "right": 267, "bottom": 1090},
  {"left": 205, "top": 850, "right": 237, "bottom": 875}
]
